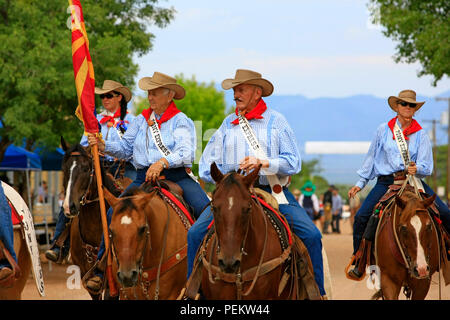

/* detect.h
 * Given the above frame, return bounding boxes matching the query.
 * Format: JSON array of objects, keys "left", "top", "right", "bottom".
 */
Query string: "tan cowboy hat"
[
  {"left": 95, "top": 80, "right": 132, "bottom": 103},
  {"left": 138, "top": 72, "right": 185, "bottom": 100},
  {"left": 222, "top": 69, "right": 274, "bottom": 97},
  {"left": 388, "top": 89, "right": 425, "bottom": 112}
]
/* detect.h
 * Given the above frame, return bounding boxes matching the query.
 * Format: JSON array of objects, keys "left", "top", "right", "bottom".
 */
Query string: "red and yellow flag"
[{"left": 69, "top": 0, "right": 99, "bottom": 134}]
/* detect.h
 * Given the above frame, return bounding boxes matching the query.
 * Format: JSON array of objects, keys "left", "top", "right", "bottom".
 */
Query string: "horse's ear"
[
  {"left": 421, "top": 194, "right": 436, "bottom": 208},
  {"left": 61, "top": 136, "right": 69, "bottom": 152},
  {"left": 103, "top": 186, "right": 119, "bottom": 208},
  {"left": 395, "top": 195, "right": 406, "bottom": 209},
  {"left": 243, "top": 164, "right": 262, "bottom": 189},
  {"left": 210, "top": 162, "right": 224, "bottom": 184}
]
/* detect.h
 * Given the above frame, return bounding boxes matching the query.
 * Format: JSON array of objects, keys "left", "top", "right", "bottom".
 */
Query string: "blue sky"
[{"left": 134, "top": 0, "right": 450, "bottom": 99}]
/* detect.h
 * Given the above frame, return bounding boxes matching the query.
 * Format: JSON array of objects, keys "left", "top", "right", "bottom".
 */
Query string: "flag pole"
[
  {"left": 90, "top": 142, "right": 117, "bottom": 296},
  {"left": 68, "top": 0, "right": 117, "bottom": 296}
]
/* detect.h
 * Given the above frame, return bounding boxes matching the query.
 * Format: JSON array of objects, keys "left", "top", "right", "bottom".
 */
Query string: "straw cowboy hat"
[
  {"left": 301, "top": 181, "right": 316, "bottom": 197},
  {"left": 222, "top": 69, "right": 274, "bottom": 97},
  {"left": 95, "top": 80, "right": 132, "bottom": 103},
  {"left": 388, "top": 89, "right": 425, "bottom": 112},
  {"left": 138, "top": 72, "right": 185, "bottom": 100}
]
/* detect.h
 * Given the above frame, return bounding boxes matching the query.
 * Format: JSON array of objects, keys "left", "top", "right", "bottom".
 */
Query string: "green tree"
[
  {"left": 368, "top": 0, "right": 449, "bottom": 85},
  {"left": 0, "top": 0, "right": 174, "bottom": 161},
  {"left": 133, "top": 74, "right": 227, "bottom": 178},
  {"left": 290, "top": 158, "right": 331, "bottom": 196}
]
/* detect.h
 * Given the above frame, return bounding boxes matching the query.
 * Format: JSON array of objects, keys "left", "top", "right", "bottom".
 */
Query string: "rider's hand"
[
  {"left": 239, "top": 156, "right": 269, "bottom": 173},
  {"left": 87, "top": 134, "right": 105, "bottom": 152},
  {"left": 145, "top": 162, "right": 164, "bottom": 182},
  {"left": 407, "top": 162, "right": 417, "bottom": 175},
  {"left": 348, "top": 186, "right": 361, "bottom": 199}
]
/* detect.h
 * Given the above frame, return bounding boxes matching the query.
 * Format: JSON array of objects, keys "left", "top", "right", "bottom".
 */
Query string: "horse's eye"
[
  {"left": 138, "top": 225, "right": 147, "bottom": 236},
  {"left": 426, "top": 223, "right": 432, "bottom": 232},
  {"left": 400, "top": 225, "right": 408, "bottom": 235}
]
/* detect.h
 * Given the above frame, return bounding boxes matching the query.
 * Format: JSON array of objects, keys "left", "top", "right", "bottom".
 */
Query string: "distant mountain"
[{"left": 223, "top": 89, "right": 450, "bottom": 184}]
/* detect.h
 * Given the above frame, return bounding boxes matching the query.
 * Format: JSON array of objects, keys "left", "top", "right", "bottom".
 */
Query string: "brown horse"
[
  {"left": 373, "top": 190, "right": 439, "bottom": 299},
  {"left": 194, "top": 163, "right": 319, "bottom": 300},
  {"left": 0, "top": 227, "right": 31, "bottom": 299},
  {"left": 61, "top": 139, "right": 123, "bottom": 300},
  {"left": 103, "top": 182, "right": 190, "bottom": 300}
]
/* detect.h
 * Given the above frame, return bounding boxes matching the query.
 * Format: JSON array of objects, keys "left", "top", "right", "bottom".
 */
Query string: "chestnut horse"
[
  {"left": 61, "top": 140, "right": 124, "bottom": 300},
  {"left": 373, "top": 190, "right": 440, "bottom": 299},
  {"left": 103, "top": 183, "right": 190, "bottom": 300},
  {"left": 195, "top": 163, "right": 318, "bottom": 300},
  {"left": 0, "top": 227, "right": 31, "bottom": 299}
]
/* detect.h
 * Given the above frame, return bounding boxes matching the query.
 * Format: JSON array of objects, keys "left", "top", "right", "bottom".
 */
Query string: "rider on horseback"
[
  {"left": 187, "top": 69, "right": 327, "bottom": 297},
  {"left": 45, "top": 80, "right": 136, "bottom": 263},
  {"left": 347, "top": 90, "right": 450, "bottom": 280},
  {"left": 84, "top": 72, "right": 211, "bottom": 293}
]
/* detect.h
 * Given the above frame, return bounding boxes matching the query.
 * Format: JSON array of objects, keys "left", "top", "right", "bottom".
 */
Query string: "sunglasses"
[
  {"left": 99, "top": 93, "right": 117, "bottom": 100},
  {"left": 398, "top": 101, "right": 417, "bottom": 108}
]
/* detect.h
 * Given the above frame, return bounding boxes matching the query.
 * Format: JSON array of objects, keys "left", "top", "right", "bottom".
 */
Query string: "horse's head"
[
  {"left": 210, "top": 162, "right": 261, "bottom": 273},
  {"left": 395, "top": 192, "right": 437, "bottom": 279},
  {"left": 104, "top": 187, "right": 153, "bottom": 288},
  {"left": 61, "top": 137, "right": 94, "bottom": 218}
]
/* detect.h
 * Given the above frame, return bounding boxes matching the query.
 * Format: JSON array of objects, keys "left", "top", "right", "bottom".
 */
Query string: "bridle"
[
  {"left": 66, "top": 151, "right": 98, "bottom": 207},
  {"left": 208, "top": 187, "right": 269, "bottom": 299},
  {"left": 108, "top": 182, "right": 173, "bottom": 300}
]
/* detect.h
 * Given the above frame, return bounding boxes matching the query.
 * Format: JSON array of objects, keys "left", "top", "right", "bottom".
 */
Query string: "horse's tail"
[{"left": 371, "top": 289, "right": 383, "bottom": 300}]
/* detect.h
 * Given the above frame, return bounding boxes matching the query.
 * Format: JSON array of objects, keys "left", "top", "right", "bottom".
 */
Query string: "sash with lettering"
[
  {"left": 392, "top": 119, "right": 424, "bottom": 192},
  {"left": 143, "top": 103, "right": 199, "bottom": 184},
  {"left": 236, "top": 102, "right": 289, "bottom": 204}
]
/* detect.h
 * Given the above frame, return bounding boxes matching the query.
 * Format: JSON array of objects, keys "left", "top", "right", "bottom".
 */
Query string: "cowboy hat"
[
  {"left": 387, "top": 89, "right": 425, "bottom": 112},
  {"left": 138, "top": 72, "right": 185, "bottom": 100},
  {"left": 222, "top": 69, "right": 274, "bottom": 97},
  {"left": 95, "top": 80, "right": 132, "bottom": 103},
  {"left": 301, "top": 181, "right": 316, "bottom": 197}
]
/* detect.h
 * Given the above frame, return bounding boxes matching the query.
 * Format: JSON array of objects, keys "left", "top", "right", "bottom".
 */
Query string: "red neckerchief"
[
  {"left": 99, "top": 108, "right": 121, "bottom": 125},
  {"left": 387, "top": 116, "right": 422, "bottom": 140},
  {"left": 142, "top": 101, "right": 181, "bottom": 128},
  {"left": 231, "top": 99, "right": 267, "bottom": 125}
]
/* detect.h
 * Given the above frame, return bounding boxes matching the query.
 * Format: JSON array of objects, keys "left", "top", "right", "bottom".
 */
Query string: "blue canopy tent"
[
  {"left": 0, "top": 144, "right": 42, "bottom": 171},
  {"left": 0, "top": 144, "right": 42, "bottom": 212},
  {"left": 35, "top": 147, "right": 64, "bottom": 171}
]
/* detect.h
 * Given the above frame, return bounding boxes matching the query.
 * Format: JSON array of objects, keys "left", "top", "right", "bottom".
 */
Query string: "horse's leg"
[{"left": 379, "top": 273, "right": 402, "bottom": 300}]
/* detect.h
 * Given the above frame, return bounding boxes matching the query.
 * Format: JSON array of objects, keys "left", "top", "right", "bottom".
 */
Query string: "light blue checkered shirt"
[
  {"left": 199, "top": 105, "right": 301, "bottom": 185},
  {"left": 355, "top": 118, "right": 433, "bottom": 190},
  {"left": 104, "top": 112, "right": 196, "bottom": 169},
  {"left": 80, "top": 111, "right": 136, "bottom": 162}
]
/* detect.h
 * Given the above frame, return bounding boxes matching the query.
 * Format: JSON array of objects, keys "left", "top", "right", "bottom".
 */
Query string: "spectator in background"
[
  {"left": 37, "top": 181, "right": 48, "bottom": 204},
  {"left": 322, "top": 185, "right": 334, "bottom": 234},
  {"left": 292, "top": 189, "right": 301, "bottom": 202},
  {"left": 331, "top": 187, "right": 343, "bottom": 234},
  {"left": 299, "top": 181, "right": 320, "bottom": 221}
]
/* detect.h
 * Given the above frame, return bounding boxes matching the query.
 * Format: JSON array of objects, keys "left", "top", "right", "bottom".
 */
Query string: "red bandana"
[
  {"left": 99, "top": 108, "right": 121, "bottom": 125},
  {"left": 387, "top": 116, "right": 422, "bottom": 140},
  {"left": 142, "top": 101, "right": 181, "bottom": 128},
  {"left": 231, "top": 99, "right": 267, "bottom": 125}
]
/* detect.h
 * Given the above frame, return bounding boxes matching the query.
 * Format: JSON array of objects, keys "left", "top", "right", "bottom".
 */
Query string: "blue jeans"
[
  {"left": 0, "top": 184, "right": 17, "bottom": 268},
  {"left": 187, "top": 186, "right": 326, "bottom": 296},
  {"left": 96, "top": 167, "right": 210, "bottom": 261},
  {"left": 352, "top": 176, "right": 450, "bottom": 254},
  {"left": 50, "top": 207, "right": 70, "bottom": 252}
]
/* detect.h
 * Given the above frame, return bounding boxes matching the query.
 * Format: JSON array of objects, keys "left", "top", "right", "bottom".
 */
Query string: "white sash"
[
  {"left": 237, "top": 113, "right": 289, "bottom": 204},
  {"left": 147, "top": 112, "right": 199, "bottom": 184},
  {"left": 393, "top": 122, "right": 424, "bottom": 192}
]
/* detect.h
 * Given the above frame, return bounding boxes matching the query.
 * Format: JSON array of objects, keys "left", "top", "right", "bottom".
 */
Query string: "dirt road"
[{"left": 21, "top": 218, "right": 449, "bottom": 300}]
